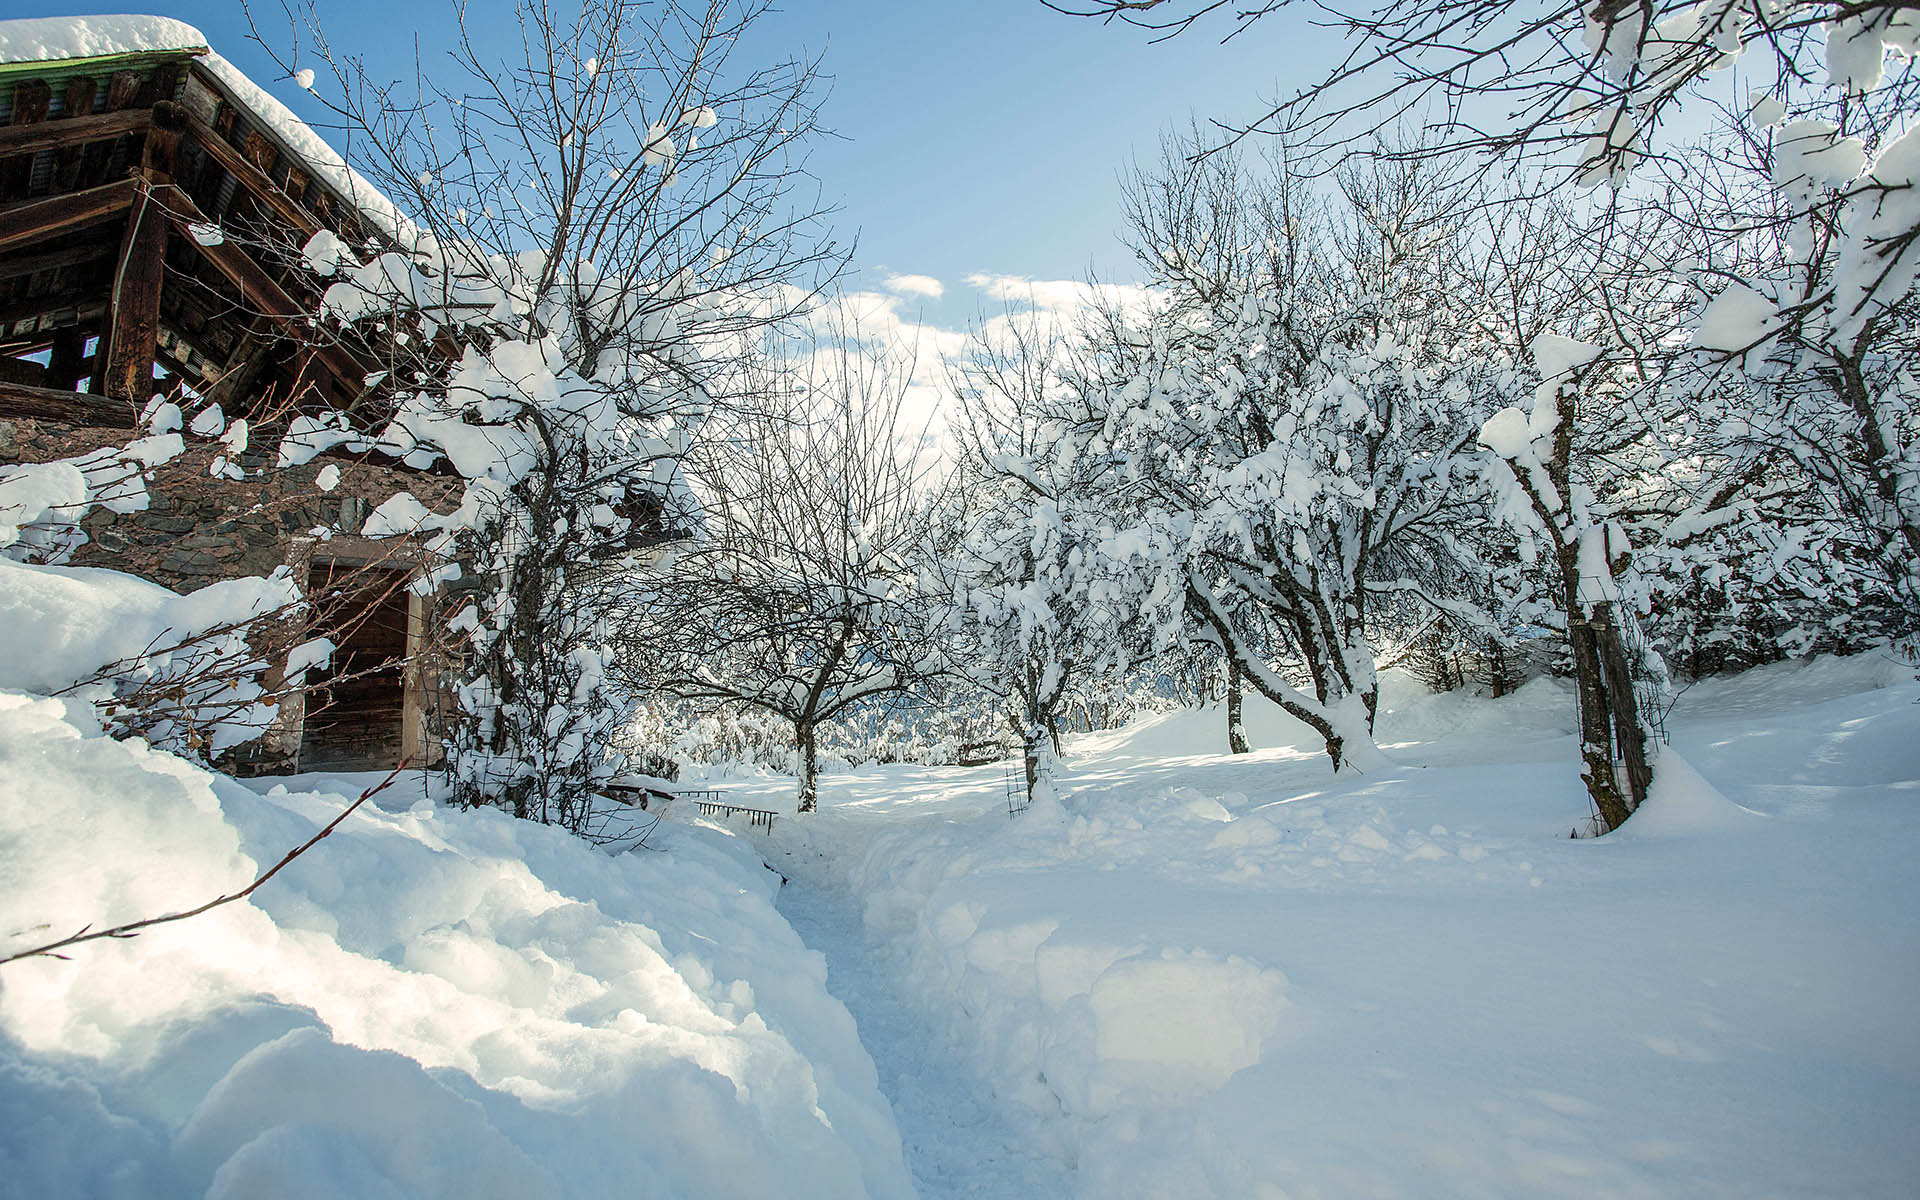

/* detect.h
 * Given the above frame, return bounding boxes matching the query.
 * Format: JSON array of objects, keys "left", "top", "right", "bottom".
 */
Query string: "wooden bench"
[{"left": 956, "top": 740, "right": 1007, "bottom": 767}]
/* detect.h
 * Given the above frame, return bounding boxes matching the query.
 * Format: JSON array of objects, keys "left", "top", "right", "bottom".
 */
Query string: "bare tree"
[
  {"left": 1043, "top": 2, "right": 1920, "bottom": 181},
  {"left": 937, "top": 314, "right": 1148, "bottom": 804},
  {"left": 625, "top": 330, "right": 934, "bottom": 812},
  {"left": 248, "top": 0, "right": 847, "bottom": 829}
]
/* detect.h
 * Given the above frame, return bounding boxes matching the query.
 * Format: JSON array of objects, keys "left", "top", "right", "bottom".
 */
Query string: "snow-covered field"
[
  {"left": 709, "top": 656, "right": 1920, "bottom": 1199},
  {"left": 4, "top": 590, "right": 1915, "bottom": 1198}
]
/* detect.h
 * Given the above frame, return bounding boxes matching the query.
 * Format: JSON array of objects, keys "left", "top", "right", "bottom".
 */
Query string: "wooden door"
[{"left": 300, "top": 561, "right": 410, "bottom": 771}]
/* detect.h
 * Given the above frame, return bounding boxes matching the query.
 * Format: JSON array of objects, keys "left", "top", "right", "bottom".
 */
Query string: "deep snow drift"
[
  {"left": 0, "top": 563, "right": 912, "bottom": 1200},
  {"left": 705, "top": 657, "right": 1920, "bottom": 1199}
]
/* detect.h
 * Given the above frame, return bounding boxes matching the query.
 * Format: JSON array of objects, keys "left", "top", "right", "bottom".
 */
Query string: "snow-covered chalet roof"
[
  {"left": 0, "top": 14, "right": 207, "bottom": 68},
  {"left": 0, "top": 14, "right": 404, "bottom": 238}
]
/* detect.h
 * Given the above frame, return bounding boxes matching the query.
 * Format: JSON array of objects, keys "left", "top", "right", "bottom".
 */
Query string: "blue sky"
[
  {"left": 30, "top": 1, "right": 1336, "bottom": 312},
  {"left": 743, "top": 2, "right": 1331, "bottom": 289}
]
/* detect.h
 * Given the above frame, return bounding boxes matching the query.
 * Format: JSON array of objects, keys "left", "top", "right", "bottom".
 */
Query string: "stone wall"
[
  {"left": 0, "top": 414, "right": 464, "bottom": 591},
  {"left": 2, "top": 413, "right": 469, "bottom": 774}
]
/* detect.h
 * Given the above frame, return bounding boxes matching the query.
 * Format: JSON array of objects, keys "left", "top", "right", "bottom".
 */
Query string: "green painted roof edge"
[{"left": 0, "top": 45, "right": 204, "bottom": 86}]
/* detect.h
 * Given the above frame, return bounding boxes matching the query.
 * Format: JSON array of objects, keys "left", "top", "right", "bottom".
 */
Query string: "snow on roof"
[
  {"left": 194, "top": 49, "right": 409, "bottom": 240},
  {"left": 0, "top": 14, "right": 207, "bottom": 66},
  {"left": 0, "top": 14, "right": 407, "bottom": 239}
]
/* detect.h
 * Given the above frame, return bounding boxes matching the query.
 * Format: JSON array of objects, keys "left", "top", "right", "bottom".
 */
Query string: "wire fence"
[{"left": 1004, "top": 762, "right": 1030, "bottom": 818}]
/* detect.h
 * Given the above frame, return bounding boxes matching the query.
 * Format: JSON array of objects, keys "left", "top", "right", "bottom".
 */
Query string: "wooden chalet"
[{"left": 0, "top": 16, "right": 458, "bottom": 774}]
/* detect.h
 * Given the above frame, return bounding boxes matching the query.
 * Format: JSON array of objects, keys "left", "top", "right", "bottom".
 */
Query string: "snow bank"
[
  {"left": 1617, "top": 748, "right": 1761, "bottom": 836},
  {"left": 0, "top": 558, "right": 293, "bottom": 696},
  {"left": 0, "top": 557, "right": 301, "bottom": 754},
  {"left": 0, "top": 593, "right": 912, "bottom": 1198},
  {"left": 807, "top": 658, "right": 1920, "bottom": 1198}
]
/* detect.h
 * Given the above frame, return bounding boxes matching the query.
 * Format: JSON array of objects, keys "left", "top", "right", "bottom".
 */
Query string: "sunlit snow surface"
[
  {"left": 706, "top": 656, "right": 1920, "bottom": 1200},
  {"left": 2, "top": 653, "right": 1915, "bottom": 1197},
  {"left": 0, "top": 705, "right": 911, "bottom": 1199}
]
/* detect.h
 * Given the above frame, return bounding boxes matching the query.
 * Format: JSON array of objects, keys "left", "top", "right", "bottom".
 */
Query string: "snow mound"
[
  {"left": 1673, "top": 648, "right": 1913, "bottom": 716},
  {"left": 0, "top": 558, "right": 294, "bottom": 695},
  {"left": 1080, "top": 948, "right": 1287, "bottom": 1112},
  {"left": 0, "top": 688, "right": 912, "bottom": 1198},
  {"left": 1617, "top": 749, "right": 1762, "bottom": 837}
]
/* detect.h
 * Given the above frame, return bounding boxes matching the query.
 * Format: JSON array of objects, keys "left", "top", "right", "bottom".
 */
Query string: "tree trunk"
[
  {"left": 796, "top": 718, "right": 819, "bottom": 813},
  {"left": 1592, "top": 603, "right": 1654, "bottom": 809},
  {"left": 1226, "top": 658, "right": 1250, "bottom": 754},
  {"left": 1491, "top": 367, "right": 1656, "bottom": 835},
  {"left": 1485, "top": 638, "right": 1512, "bottom": 698},
  {"left": 1567, "top": 614, "right": 1632, "bottom": 833},
  {"left": 1560, "top": 567, "right": 1645, "bottom": 833},
  {"left": 1320, "top": 691, "right": 1387, "bottom": 774},
  {"left": 1021, "top": 722, "right": 1055, "bottom": 804},
  {"left": 1186, "top": 578, "right": 1383, "bottom": 774}
]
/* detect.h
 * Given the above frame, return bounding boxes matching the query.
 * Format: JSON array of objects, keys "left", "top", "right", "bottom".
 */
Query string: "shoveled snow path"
[{"left": 773, "top": 837, "right": 1073, "bottom": 1200}]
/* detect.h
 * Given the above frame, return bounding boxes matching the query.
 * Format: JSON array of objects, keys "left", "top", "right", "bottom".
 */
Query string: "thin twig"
[{"left": 0, "top": 760, "right": 410, "bottom": 967}]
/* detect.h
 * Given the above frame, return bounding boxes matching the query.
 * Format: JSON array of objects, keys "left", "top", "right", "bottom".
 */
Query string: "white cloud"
[
  {"left": 766, "top": 272, "right": 1160, "bottom": 471},
  {"left": 964, "top": 273, "right": 1158, "bottom": 324},
  {"left": 783, "top": 290, "right": 970, "bottom": 460},
  {"left": 825, "top": 290, "right": 970, "bottom": 365},
  {"left": 962, "top": 273, "right": 1161, "bottom": 358},
  {"left": 882, "top": 273, "right": 945, "bottom": 301}
]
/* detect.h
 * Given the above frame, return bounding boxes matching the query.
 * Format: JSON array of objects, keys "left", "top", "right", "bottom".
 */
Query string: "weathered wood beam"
[
  {"left": 0, "top": 107, "right": 148, "bottom": 157},
  {"left": 143, "top": 101, "right": 185, "bottom": 178},
  {"left": 0, "top": 378, "right": 138, "bottom": 428},
  {"left": 183, "top": 110, "right": 322, "bottom": 239},
  {"left": 101, "top": 107, "right": 183, "bottom": 405},
  {"left": 101, "top": 183, "right": 168, "bottom": 403},
  {"left": 0, "top": 240, "right": 115, "bottom": 284},
  {"left": 51, "top": 76, "right": 101, "bottom": 193},
  {"left": 0, "top": 178, "right": 136, "bottom": 255},
  {"left": 155, "top": 185, "right": 311, "bottom": 323},
  {"left": 0, "top": 297, "right": 106, "bottom": 333},
  {"left": 0, "top": 356, "right": 49, "bottom": 388},
  {"left": 103, "top": 71, "right": 141, "bottom": 113},
  {"left": 83, "top": 68, "right": 148, "bottom": 190},
  {"left": 2, "top": 79, "right": 52, "bottom": 197},
  {"left": 154, "top": 183, "right": 369, "bottom": 401},
  {"left": 5, "top": 79, "right": 51, "bottom": 126},
  {"left": 201, "top": 313, "right": 282, "bottom": 410}
]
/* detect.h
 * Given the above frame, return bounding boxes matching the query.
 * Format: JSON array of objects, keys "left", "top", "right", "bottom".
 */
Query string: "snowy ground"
[
  {"left": 691, "top": 654, "right": 1920, "bottom": 1199},
  {"left": 3, "top": 562, "right": 1914, "bottom": 1200},
  {"left": 0, "top": 707, "right": 912, "bottom": 1199}
]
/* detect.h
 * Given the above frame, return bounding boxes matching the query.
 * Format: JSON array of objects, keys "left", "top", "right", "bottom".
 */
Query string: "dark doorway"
[{"left": 299, "top": 561, "right": 411, "bottom": 771}]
